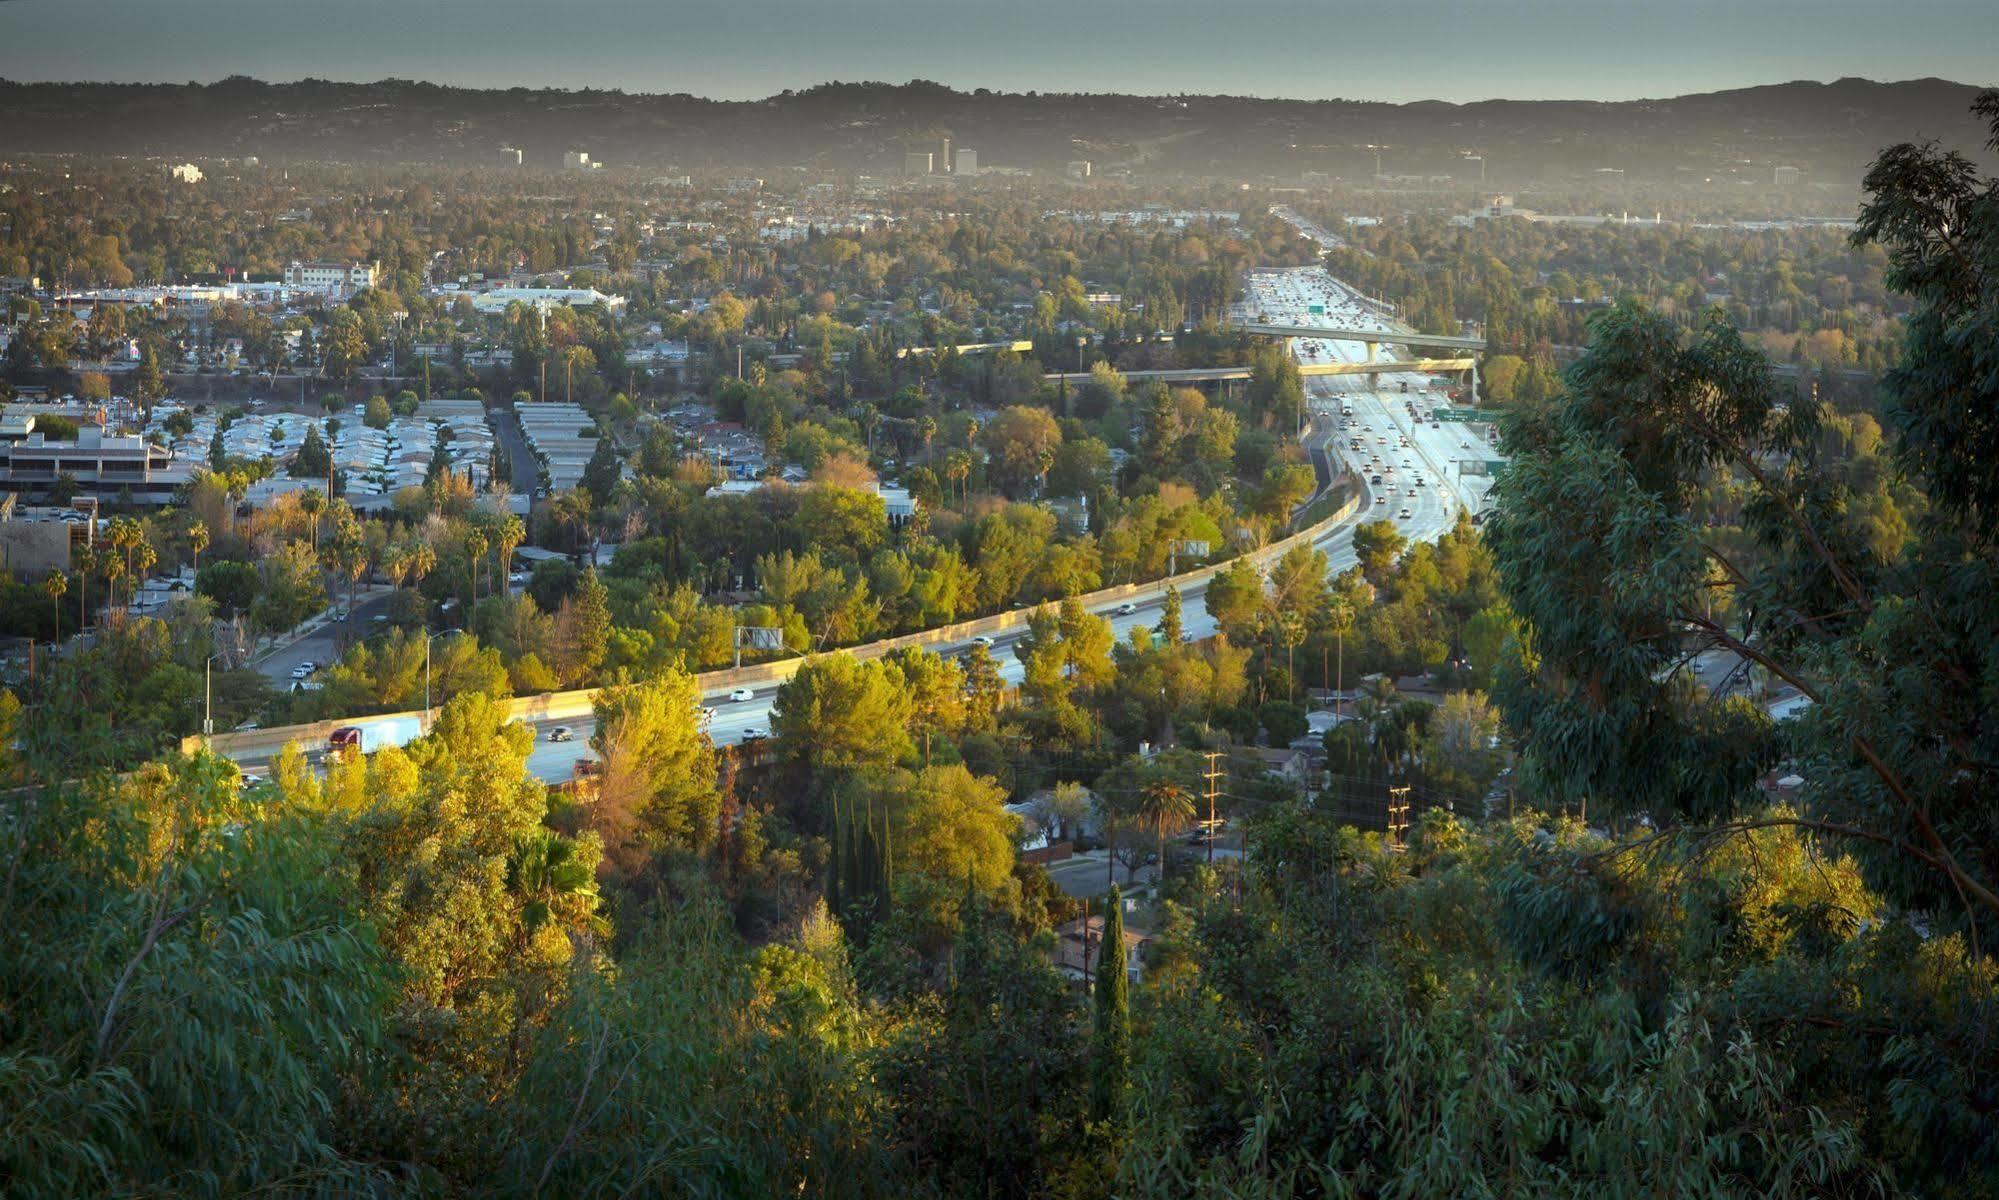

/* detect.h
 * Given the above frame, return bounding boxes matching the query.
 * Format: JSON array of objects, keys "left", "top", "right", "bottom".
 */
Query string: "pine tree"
[
  {"left": 1091, "top": 885, "right": 1130, "bottom": 1124},
  {"left": 566, "top": 568, "right": 611, "bottom": 683}
]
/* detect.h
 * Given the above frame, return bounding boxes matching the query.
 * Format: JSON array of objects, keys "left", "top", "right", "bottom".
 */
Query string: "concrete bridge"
[
  {"left": 1235, "top": 321, "right": 1487, "bottom": 359},
  {"left": 1044, "top": 357, "right": 1477, "bottom": 386}
]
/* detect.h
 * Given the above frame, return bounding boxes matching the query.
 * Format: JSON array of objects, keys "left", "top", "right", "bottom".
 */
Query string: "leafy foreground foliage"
[
  {"left": 1488, "top": 93, "right": 1999, "bottom": 927},
  {"left": 6, "top": 734, "right": 1995, "bottom": 1197}
]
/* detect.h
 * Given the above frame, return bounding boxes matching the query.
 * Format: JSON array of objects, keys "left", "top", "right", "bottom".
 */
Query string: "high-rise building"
[
  {"left": 499, "top": 147, "right": 523, "bottom": 166},
  {"left": 1065, "top": 160, "right": 1093, "bottom": 179},
  {"left": 903, "top": 151, "right": 934, "bottom": 175},
  {"left": 939, "top": 137, "right": 953, "bottom": 173},
  {"left": 563, "top": 150, "right": 591, "bottom": 170},
  {"left": 953, "top": 149, "right": 978, "bottom": 177}
]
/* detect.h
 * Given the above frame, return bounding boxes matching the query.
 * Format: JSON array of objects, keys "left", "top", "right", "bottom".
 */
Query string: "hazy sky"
[{"left": 1, "top": 0, "right": 1992, "bottom": 101}]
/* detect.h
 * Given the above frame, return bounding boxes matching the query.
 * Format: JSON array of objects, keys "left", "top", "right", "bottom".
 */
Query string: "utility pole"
[
  {"left": 204, "top": 651, "right": 223, "bottom": 742},
  {"left": 1202, "top": 749, "right": 1225, "bottom": 867},
  {"left": 1386, "top": 784, "right": 1411, "bottom": 847}
]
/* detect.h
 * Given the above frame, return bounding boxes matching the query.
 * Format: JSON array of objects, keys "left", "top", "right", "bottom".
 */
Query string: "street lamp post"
[{"left": 204, "top": 650, "right": 224, "bottom": 743}]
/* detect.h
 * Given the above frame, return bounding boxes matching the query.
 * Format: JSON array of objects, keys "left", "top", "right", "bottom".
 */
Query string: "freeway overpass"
[
  {"left": 896, "top": 339, "right": 1034, "bottom": 359},
  {"left": 1045, "top": 358, "right": 1476, "bottom": 386},
  {"left": 1236, "top": 321, "right": 1487, "bottom": 357}
]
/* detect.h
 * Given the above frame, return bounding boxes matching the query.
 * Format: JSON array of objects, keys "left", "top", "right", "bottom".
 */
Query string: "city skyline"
[{"left": 1, "top": 0, "right": 1993, "bottom": 103}]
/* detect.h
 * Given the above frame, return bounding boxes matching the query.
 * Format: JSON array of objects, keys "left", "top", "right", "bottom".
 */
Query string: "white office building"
[
  {"left": 284, "top": 260, "right": 379, "bottom": 296},
  {"left": 954, "top": 149, "right": 979, "bottom": 176}
]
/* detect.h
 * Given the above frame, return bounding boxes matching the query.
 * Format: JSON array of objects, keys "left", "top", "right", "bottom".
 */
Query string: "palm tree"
[
  {"left": 106, "top": 517, "right": 140, "bottom": 591},
  {"left": 495, "top": 515, "right": 526, "bottom": 596},
  {"left": 944, "top": 449, "right": 972, "bottom": 507},
  {"left": 382, "top": 542, "right": 411, "bottom": 594},
  {"left": 72, "top": 547, "right": 93, "bottom": 628},
  {"left": 1136, "top": 780, "right": 1195, "bottom": 884},
  {"left": 44, "top": 572, "right": 67, "bottom": 641},
  {"left": 100, "top": 556, "right": 124, "bottom": 622},
  {"left": 298, "top": 487, "right": 325, "bottom": 550},
  {"left": 1354, "top": 674, "right": 1400, "bottom": 730},
  {"left": 1327, "top": 596, "right": 1356, "bottom": 713},
  {"left": 464, "top": 530, "right": 489, "bottom": 604},
  {"left": 408, "top": 542, "right": 437, "bottom": 591},
  {"left": 188, "top": 520, "right": 209, "bottom": 577}
]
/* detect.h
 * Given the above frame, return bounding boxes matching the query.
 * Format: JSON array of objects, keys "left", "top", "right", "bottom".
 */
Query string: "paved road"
[
  {"left": 255, "top": 587, "right": 399, "bottom": 684},
  {"left": 229, "top": 264, "right": 1499, "bottom": 783},
  {"left": 487, "top": 404, "right": 544, "bottom": 496}
]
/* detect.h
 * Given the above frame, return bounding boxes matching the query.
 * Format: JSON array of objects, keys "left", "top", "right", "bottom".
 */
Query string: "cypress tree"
[
  {"left": 827, "top": 799, "right": 845, "bottom": 917},
  {"left": 1091, "top": 886, "right": 1130, "bottom": 1123}
]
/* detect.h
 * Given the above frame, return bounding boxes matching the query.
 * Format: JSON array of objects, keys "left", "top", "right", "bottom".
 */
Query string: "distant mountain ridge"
[{"left": 0, "top": 75, "right": 1988, "bottom": 182}]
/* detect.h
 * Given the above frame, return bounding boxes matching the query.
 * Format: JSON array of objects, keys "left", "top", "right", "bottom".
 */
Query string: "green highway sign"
[{"left": 1432, "top": 407, "right": 1486, "bottom": 422}]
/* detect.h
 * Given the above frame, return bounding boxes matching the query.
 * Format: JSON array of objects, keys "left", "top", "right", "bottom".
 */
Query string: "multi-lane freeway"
[{"left": 232, "top": 264, "right": 1502, "bottom": 785}]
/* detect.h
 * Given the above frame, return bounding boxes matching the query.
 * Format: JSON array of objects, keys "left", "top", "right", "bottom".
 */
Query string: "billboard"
[{"left": 737, "top": 626, "right": 786, "bottom": 650}]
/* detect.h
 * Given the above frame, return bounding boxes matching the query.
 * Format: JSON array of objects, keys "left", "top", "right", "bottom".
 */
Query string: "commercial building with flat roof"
[
  {"left": 0, "top": 428, "right": 193, "bottom": 504},
  {"left": 467, "top": 287, "right": 626, "bottom": 314},
  {"left": 284, "top": 260, "right": 379, "bottom": 296}
]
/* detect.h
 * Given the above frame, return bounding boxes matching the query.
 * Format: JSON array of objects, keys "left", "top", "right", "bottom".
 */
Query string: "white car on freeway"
[
  {"left": 971, "top": 635, "right": 995, "bottom": 648},
  {"left": 1115, "top": 602, "right": 1138, "bottom": 616},
  {"left": 728, "top": 687, "right": 756, "bottom": 703}
]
